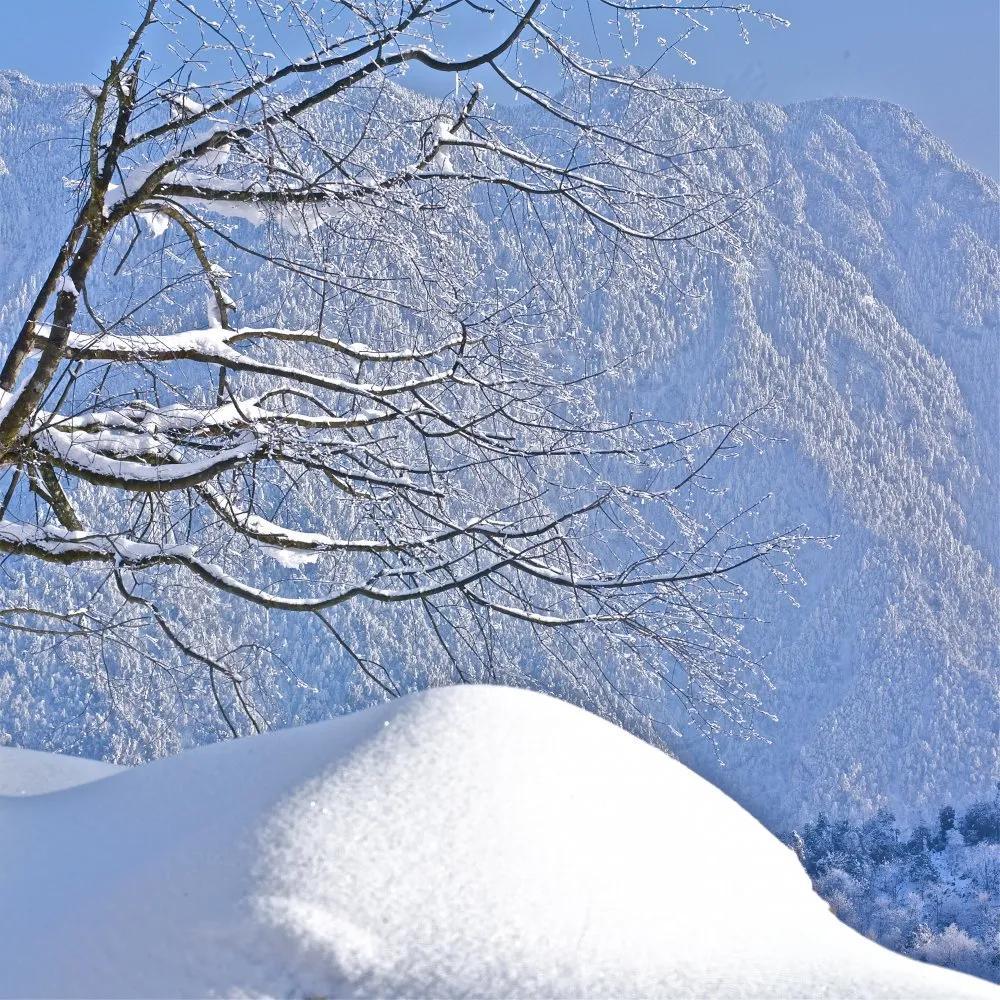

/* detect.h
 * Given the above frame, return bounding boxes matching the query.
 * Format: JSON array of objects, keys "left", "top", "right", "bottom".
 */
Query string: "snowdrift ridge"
[{"left": 0, "top": 685, "right": 993, "bottom": 998}]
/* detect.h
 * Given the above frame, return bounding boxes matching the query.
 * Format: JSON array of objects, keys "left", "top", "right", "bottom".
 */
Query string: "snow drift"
[
  {"left": 0, "top": 686, "right": 992, "bottom": 998},
  {"left": 0, "top": 745, "right": 120, "bottom": 795}
]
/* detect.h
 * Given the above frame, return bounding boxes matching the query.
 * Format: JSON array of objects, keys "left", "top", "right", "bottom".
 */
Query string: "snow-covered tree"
[{"left": 0, "top": 0, "right": 800, "bottom": 738}]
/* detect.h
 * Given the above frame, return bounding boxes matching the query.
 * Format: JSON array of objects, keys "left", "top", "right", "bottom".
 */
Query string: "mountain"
[
  {"left": 0, "top": 69, "right": 996, "bottom": 831},
  {"left": 0, "top": 685, "right": 994, "bottom": 998},
  {"left": 604, "top": 95, "right": 1000, "bottom": 829}
]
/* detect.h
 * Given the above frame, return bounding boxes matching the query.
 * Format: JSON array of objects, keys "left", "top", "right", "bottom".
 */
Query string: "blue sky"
[{"left": 3, "top": 1, "right": 997, "bottom": 176}]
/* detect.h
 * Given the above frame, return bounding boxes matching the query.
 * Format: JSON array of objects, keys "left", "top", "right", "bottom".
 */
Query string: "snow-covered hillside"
[
  {"left": 612, "top": 97, "right": 1000, "bottom": 829},
  {"left": 0, "top": 685, "right": 993, "bottom": 998},
  {"left": 0, "top": 69, "right": 996, "bottom": 830}
]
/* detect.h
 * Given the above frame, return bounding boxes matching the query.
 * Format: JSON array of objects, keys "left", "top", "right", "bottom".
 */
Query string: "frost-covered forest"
[{"left": 792, "top": 790, "right": 1000, "bottom": 982}]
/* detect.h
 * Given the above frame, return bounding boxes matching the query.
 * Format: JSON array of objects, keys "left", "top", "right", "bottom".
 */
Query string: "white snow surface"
[
  {"left": 0, "top": 745, "right": 119, "bottom": 795},
  {"left": 0, "top": 685, "right": 992, "bottom": 999}
]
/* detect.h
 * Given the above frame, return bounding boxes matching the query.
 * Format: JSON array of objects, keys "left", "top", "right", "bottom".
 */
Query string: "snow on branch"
[
  {"left": 33, "top": 324, "right": 468, "bottom": 365},
  {"left": 0, "top": 0, "right": 801, "bottom": 740}
]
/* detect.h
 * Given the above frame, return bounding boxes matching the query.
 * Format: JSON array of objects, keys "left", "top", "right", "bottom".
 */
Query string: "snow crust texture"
[{"left": 0, "top": 686, "right": 993, "bottom": 999}]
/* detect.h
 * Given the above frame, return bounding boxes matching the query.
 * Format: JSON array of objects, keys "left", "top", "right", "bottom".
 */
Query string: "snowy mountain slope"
[
  {"left": 0, "top": 70, "right": 996, "bottom": 830},
  {"left": 567, "top": 95, "right": 1000, "bottom": 829},
  {"left": 599, "top": 97, "right": 1000, "bottom": 828},
  {"left": 0, "top": 685, "right": 994, "bottom": 999}
]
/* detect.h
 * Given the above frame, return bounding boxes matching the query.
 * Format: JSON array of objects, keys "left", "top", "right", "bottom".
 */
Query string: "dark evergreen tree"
[{"left": 958, "top": 798, "right": 1000, "bottom": 846}]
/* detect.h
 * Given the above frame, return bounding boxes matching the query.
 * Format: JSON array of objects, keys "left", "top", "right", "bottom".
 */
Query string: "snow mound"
[
  {"left": 0, "top": 745, "right": 120, "bottom": 795},
  {"left": 0, "top": 686, "right": 993, "bottom": 998}
]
